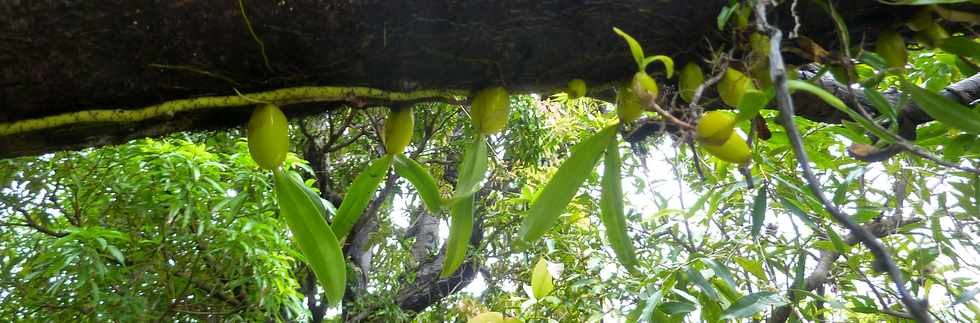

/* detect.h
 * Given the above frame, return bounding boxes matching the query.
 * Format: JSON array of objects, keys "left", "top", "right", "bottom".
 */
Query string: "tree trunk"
[{"left": 0, "top": 0, "right": 941, "bottom": 157}]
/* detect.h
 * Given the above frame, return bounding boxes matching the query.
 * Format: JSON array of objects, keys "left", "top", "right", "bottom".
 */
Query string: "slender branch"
[
  {"left": 753, "top": 3, "right": 932, "bottom": 323},
  {"left": 0, "top": 86, "right": 468, "bottom": 136}
]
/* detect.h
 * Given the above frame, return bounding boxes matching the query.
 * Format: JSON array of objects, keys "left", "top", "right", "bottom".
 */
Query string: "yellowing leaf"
[
  {"left": 468, "top": 312, "right": 505, "bottom": 323},
  {"left": 531, "top": 258, "right": 554, "bottom": 299}
]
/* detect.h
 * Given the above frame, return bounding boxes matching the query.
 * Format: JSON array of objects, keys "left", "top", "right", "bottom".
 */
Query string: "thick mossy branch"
[{"left": 0, "top": 86, "right": 468, "bottom": 136}]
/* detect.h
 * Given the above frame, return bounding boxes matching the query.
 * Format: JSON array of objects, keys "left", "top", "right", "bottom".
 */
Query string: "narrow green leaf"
[
  {"left": 393, "top": 154, "right": 443, "bottom": 213},
  {"left": 857, "top": 51, "right": 888, "bottom": 71},
  {"left": 439, "top": 136, "right": 488, "bottom": 276},
  {"left": 943, "top": 134, "right": 974, "bottom": 162},
  {"left": 703, "top": 259, "right": 738, "bottom": 289},
  {"left": 954, "top": 288, "right": 980, "bottom": 305},
  {"left": 820, "top": 0, "right": 851, "bottom": 57},
  {"left": 824, "top": 224, "right": 849, "bottom": 254},
  {"left": 902, "top": 80, "right": 980, "bottom": 134},
  {"left": 938, "top": 36, "right": 980, "bottom": 60},
  {"left": 660, "top": 301, "right": 698, "bottom": 315},
  {"left": 863, "top": 87, "right": 897, "bottom": 122},
  {"left": 792, "top": 251, "right": 806, "bottom": 290},
  {"left": 687, "top": 268, "right": 721, "bottom": 301},
  {"left": 517, "top": 125, "right": 618, "bottom": 245},
  {"left": 717, "top": 4, "right": 736, "bottom": 31},
  {"left": 780, "top": 197, "right": 818, "bottom": 229},
  {"left": 641, "top": 55, "right": 674, "bottom": 78},
  {"left": 450, "top": 135, "right": 489, "bottom": 201},
  {"left": 640, "top": 290, "right": 664, "bottom": 322},
  {"left": 106, "top": 245, "right": 125, "bottom": 266},
  {"left": 735, "top": 90, "right": 771, "bottom": 122},
  {"left": 787, "top": 80, "right": 894, "bottom": 141},
  {"left": 720, "top": 291, "right": 788, "bottom": 320},
  {"left": 711, "top": 276, "right": 743, "bottom": 303},
  {"left": 599, "top": 134, "right": 639, "bottom": 272},
  {"left": 751, "top": 187, "right": 767, "bottom": 240},
  {"left": 734, "top": 256, "right": 768, "bottom": 281},
  {"left": 289, "top": 171, "right": 327, "bottom": 218},
  {"left": 332, "top": 155, "right": 392, "bottom": 239},
  {"left": 440, "top": 194, "right": 473, "bottom": 277},
  {"left": 613, "top": 27, "right": 645, "bottom": 69},
  {"left": 274, "top": 169, "right": 346, "bottom": 307}
]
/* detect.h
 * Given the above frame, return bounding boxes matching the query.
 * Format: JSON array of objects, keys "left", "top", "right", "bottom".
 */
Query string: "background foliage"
[{"left": 1, "top": 3, "right": 979, "bottom": 323}]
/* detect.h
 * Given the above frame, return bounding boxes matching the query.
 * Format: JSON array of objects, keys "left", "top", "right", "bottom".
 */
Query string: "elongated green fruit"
[
  {"left": 392, "top": 154, "right": 443, "bottom": 213},
  {"left": 599, "top": 134, "right": 639, "bottom": 273},
  {"left": 567, "top": 79, "right": 587, "bottom": 99},
  {"left": 247, "top": 104, "right": 289, "bottom": 170},
  {"left": 440, "top": 193, "right": 473, "bottom": 277},
  {"left": 876, "top": 30, "right": 907, "bottom": 72},
  {"left": 471, "top": 87, "right": 510, "bottom": 135},
  {"left": 679, "top": 63, "right": 704, "bottom": 103},
  {"left": 332, "top": 155, "right": 393, "bottom": 239},
  {"left": 616, "top": 85, "right": 644, "bottom": 123},
  {"left": 517, "top": 125, "right": 617, "bottom": 245},
  {"left": 383, "top": 106, "right": 414, "bottom": 154},
  {"left": 273, "top": 169, "right": 346, "bottom": 307}
]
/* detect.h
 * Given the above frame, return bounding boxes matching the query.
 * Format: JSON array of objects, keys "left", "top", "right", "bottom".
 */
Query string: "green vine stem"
[{"left": 0, "top": 86, "right": 468, "bottom": 136}]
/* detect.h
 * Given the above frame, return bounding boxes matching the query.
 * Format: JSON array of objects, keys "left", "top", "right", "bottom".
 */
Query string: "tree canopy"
[{"left": 1, "top": 1, "right": 980, "bottom": 322}]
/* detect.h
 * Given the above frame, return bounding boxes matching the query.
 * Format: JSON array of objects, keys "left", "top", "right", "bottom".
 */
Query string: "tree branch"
[
  {"left": 754, "top": 2, "right": 932, "bottom": 322},
  {"left": 770, "top": 216, "right": 924, "bottom": 323}
]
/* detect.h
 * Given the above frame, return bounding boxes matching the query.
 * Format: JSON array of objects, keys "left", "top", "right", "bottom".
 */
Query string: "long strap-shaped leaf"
[
  {"left": 287, "top": 171, "right": 328, "bottom": 217},
  {"left": 273, "top": 169, "right": 346, "bottom": 307},
  {"left": 599, "top": 133, "right": 639, "bottom": 273},
  {"left": 332, "top": 154, "right": 393, "bottom": 240},
  {"left": 441, "top": 137, "right": 489, "bottom": 277},
  {"left": 449, "top": 135, "right": 489, "bottom": 202},
  {"left": 440, "top": 193, "right": 473, "bottom": 277},
  {"left": 392, "top": 154, "right": 443, "bottom": 213},
  {"left": 517, "top": 124, "right": 618, "bottom": 246},
  {"left": 901, "top": 80, "right": 980, "bottom": 135}
]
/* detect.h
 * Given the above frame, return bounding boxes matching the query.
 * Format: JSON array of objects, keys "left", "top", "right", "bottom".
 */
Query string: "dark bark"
[{"left": 0, "top": 0, "right": 934, "bottom": 158}]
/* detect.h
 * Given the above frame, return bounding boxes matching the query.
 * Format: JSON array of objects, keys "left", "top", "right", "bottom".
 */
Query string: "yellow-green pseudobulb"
[
  {"left": 471, "top": 87, "right": 511, "bottom": 135},
  {"left": 679, "top": 63, "right": 704, "bottom": 103},
  {"left": 717, "top": 68, "right": 753, "bottom": 107},
  {"left": 632, "top": 72, "right": 659, "bottom": 100},
  {"left": 567, "top": 79, "right": 587, "bottom": 99},
  {"left": 247, "top": 104, "right": 289, "bottom": 170},
  {"left": 702, "top": 132, "right": 751, "bottom": 164},
  {"left": 383, "top": 106, "right": 415, "bottom": 154},
  {"left": 616, "top": 85, "right": 644, "bottom": 123},
  {"left": 696, "top": 111, "right": 737, "bottom": 146}
]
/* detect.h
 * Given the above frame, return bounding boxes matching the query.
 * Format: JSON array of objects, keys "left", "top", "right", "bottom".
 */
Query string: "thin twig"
[{"left": 753, "top": 2, "right": 932, "bottom": 323}]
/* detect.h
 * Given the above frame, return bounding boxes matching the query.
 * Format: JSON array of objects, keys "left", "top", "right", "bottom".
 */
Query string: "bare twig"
[
  {"left": 634, "top": 80, "right": 695, "bottom": 130},
  {"left": 753, "top": 2, "right": 932, "bottom": 323}
]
